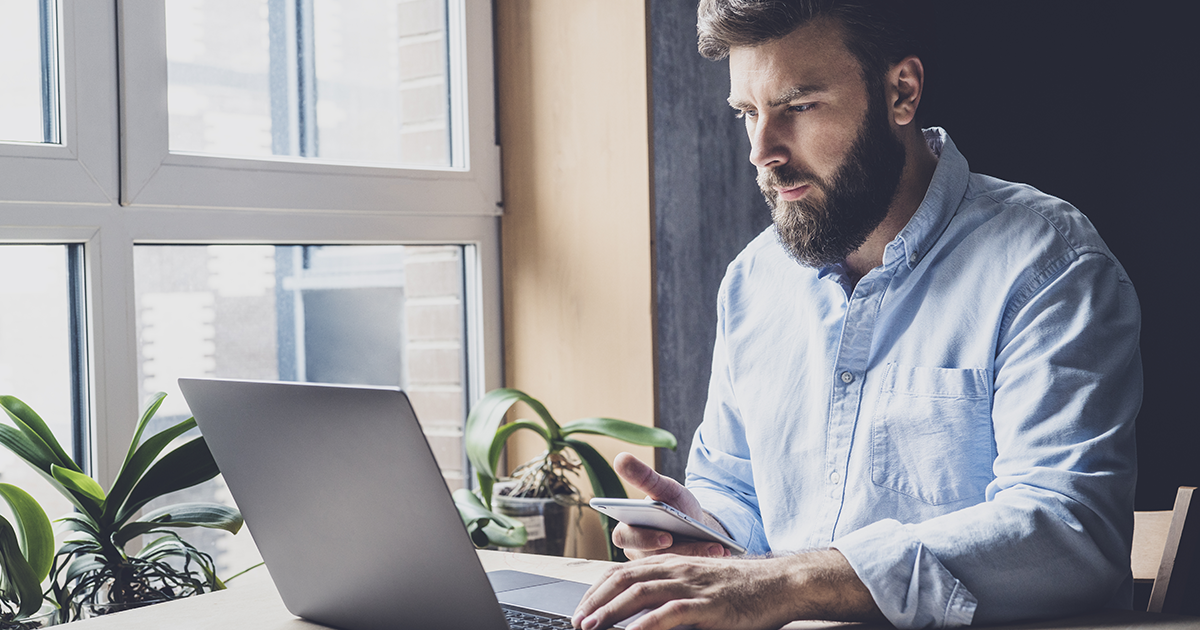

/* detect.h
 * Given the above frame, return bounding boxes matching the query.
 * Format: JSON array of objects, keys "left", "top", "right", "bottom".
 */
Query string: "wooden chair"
[{"left": 1132, "top": 486, "right": 1198, "bottom": 614}]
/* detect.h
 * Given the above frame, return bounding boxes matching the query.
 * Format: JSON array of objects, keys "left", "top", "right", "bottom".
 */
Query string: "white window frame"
[
  {"left": 0, "top": 0, "right": 118, "bottom": 205},
  {"left": 0, "top": 0, "right": 504, "bottom": 491}
]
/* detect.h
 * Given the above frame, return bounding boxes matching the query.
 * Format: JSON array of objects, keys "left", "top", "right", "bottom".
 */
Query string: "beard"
[{"left": 758, "top": 90, "right": 908, "bottom": 268}]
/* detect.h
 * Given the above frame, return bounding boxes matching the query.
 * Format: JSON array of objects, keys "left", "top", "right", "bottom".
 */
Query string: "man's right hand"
[{"left": 610, "top": 452, "right": 732, "bottom": 559}]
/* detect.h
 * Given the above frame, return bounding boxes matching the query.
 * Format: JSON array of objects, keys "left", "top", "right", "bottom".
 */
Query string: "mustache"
[{"left": 757, "top": 165, "right": 820, "bottom": 191}]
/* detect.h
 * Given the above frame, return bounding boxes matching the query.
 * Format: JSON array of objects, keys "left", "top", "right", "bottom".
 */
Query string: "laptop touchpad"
[{"left": 491, "top": 571, "right": 677, "bottom": 630}]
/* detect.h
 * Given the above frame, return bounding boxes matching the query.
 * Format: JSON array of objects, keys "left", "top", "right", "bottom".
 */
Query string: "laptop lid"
[{"left": 179, "top": 378, "right": 511, "bottom": 630}]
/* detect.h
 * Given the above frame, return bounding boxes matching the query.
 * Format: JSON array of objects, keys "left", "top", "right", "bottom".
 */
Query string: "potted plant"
[
  {"left": 0, "top": 393, "right": 243, "bottom": 622},
  {"left": 0, "top": 484, "right": 56, "bottom": 629},
  {"left": 464, "top": 388, "right": 676, "bottom": 559}
]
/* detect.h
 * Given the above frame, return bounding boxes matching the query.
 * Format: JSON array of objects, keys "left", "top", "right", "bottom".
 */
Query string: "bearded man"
[{"left": 572, "top": 1, "right": 1141, "bottom": 629}]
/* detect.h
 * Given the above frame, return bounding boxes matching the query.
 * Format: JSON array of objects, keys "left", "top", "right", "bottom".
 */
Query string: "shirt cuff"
[
  {"left": 833, "top": 519, "right": 977, "bottom": 628},
  {"left": 688, "top": 485, "right": 768, "bottom": 555}
]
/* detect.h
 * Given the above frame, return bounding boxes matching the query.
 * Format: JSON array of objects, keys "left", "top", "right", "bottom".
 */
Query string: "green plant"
[
  {"left": 451, "top": 488, "right": 528, "bottom": 549},
  {"left": 0, "top": 393, "right": 243, "bottom": 621},
  {"left": 464, "top": 388, "right": 677, "bottom": 557},
  {"left": 0, "top": 484, "right": 54, "bottom": 628}
]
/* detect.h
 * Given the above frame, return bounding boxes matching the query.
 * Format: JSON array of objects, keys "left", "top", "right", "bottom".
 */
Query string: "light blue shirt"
[{"left": 686, "top": 129, "right": 1141, "bottom": 627}]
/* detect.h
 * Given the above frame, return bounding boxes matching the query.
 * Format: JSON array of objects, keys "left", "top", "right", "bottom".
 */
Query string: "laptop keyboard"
[{"left": 502, "top": 604, "right": 576, "bottom": 629}]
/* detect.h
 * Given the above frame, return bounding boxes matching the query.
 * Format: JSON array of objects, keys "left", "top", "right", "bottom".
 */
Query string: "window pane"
[
  {"left": 134, "top": 244, "right": 469, "bottom": 576},
  {"left": 313, "top": 0, "right": 451, "bottom": 165},
  {"left": 166, "top": 0, "right": 274, "bottom": 157},
  {"left": 0, "top": 245, "right": 75, "bottom": 523},
  {"left": 0, "top": 0, "right": 58, "bottom": 144},
  {"left": 166, "top": 0, "right": 453, "bottom": 167}
]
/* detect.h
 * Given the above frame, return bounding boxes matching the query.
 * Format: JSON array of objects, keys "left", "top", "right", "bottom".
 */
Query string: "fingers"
[
  {"left": 612, "top": 524, "right": 731, "bottom": 559},
  {"left": 622, "top": 598, "right": 703, "bottom": 630},
  {"left": 612, "top": 523, "right": 673, "bottom": 554},
  {"left": 614, "top": 452, "right": 704, "bottom": 518},
  {"left": 631, "top": 541, "right": 730, "bottom": 560},
  {"left": 573, "top": 560, "right": 678, "bottom": 630}
]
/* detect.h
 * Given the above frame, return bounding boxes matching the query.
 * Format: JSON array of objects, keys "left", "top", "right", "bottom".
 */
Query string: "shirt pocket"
[{"left": 871, "top": 363, "right": 995, "bottom": 506}]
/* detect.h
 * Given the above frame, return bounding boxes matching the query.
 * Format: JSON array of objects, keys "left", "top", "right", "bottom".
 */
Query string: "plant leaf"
[
  {"left": 0, "top": 483, "right": 54, "bottom": 583},
  {"left": 103, "top": 416, "right": 198, "bottom": 524},
  {"left": 56, "top": 514, "right": 101, "bottom": 536},
  {"left": 488, "top": 419, "right": 551, "bottom": 481},
  {"left": 51, "top": 465, "right": 106, "bottom": 504},
  {"left": 113, "top": 502, "right": 242, "bottom": 546},
  {"left": 0, "top": 408, "right": 101, "bottom": 517},
  {"left": 482, "top": 517, "right": 529, "bottom": 548},
  {"left": 561, "top": 439, "right": 627, "bottom": 501},
  {"left": 452, "top": 488, "right": 495, "bottom": 525},
  {"left": 0, "top": 425, "right": 95, "bottom": 517},
  {"left": 122, "top": 392, "right": 168, "bottom": 469},
  {"left": 0, "top": 516, "right": 44, "bottom": 617},
  {"left": 451, "top": 489, "right": 493, "bottom": 547},
  {"left": 476, "top": 476, "right": 496, "bottom": 515},
  {"left": 562, "top": 417, "right": 678, "bottom": 449},
  {"left": 55, "top": 539, "right": 100, "bottom": 557},
  {"left": 0, "top": 396, "right": 80, "bottom": 473},
  {"left": 62, "top": 553, "right": 106, "bottom": 585},
  {"left": 477, "top": 419, "right": 554, "bottom": 507},
  {"left": 562, "top": 438, "right": 627, "bottom": 561},
  {"left": 0, "top": 423, "right": 56, "bottom": 474},
  {"left": 450, "top": 489, "right": 527, "bottom": 548},
  {"left": 466, "top": 389, "right": 562, "bottom": 508},
  {"left": 466, "top": 389, "right": 524, "bottom": 478},
  {"left": 117, "top": 436, "right": 220, "bottom": 524}
]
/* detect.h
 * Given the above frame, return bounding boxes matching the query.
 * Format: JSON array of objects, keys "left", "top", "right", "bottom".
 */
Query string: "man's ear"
[{"left": 888, "top": 56, "right": 924, "bottom": 127}]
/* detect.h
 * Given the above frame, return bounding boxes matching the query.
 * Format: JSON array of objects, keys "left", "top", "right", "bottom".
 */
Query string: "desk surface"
[{"left": 57, "top": 550, "right": 1198, "bottom": 629}]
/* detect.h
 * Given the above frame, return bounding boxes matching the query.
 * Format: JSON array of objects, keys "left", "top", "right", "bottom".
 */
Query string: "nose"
[{"left": 747, "top": 113, "right": 789, "bottom": 169}]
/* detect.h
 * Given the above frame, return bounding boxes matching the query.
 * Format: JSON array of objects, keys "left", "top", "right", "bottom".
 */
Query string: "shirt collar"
[
  {"left": 888, "top": 127, "right": 970, "bottom": 271},
  {"left": 812, "top": 128, "right": 969, "bottom": 281}
]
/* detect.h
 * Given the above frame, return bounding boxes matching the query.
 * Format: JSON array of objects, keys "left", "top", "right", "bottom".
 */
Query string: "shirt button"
[
  {"left": 840, "top": 371, "right": 854, "bottom": 384},
  {"left": 909, "top": 252, "right": 919, "bottom": 264},
  {"left": 829, "top": 471, "right": 841, "bottom": 484}
]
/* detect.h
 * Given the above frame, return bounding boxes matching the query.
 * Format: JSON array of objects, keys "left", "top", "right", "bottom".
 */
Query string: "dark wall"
[
  {"left": 649, "top": 0, "right": 768, "bottom": 482},
  {"left": 649, "top": 2, "right": 1199, "bottom": 508}
]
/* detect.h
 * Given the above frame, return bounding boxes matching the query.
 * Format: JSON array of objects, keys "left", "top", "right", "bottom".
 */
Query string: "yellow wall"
[{"left": 495, "top": 0, "right": 655, "bottom": 559}]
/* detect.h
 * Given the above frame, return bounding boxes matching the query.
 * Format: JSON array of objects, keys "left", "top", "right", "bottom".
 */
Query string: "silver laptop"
[{"left": 179, "top": 378, "right": 636, "bottom": 630}]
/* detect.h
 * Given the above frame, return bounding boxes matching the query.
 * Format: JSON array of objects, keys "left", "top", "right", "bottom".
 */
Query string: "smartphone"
[{"left": 589, "top": 498, "right": 747, "bottom": 555}]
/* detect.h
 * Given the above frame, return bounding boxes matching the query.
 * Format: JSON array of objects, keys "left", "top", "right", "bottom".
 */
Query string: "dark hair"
[{"left": 697, "top": 0, "right": 929, "bottom": 88}]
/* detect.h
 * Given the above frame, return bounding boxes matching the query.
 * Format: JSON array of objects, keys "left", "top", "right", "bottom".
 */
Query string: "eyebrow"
[{"left": 727, "top": 84, "right": 828, "bottom": 110}]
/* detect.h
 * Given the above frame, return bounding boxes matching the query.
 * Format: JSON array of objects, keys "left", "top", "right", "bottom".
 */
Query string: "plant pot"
[
  {"left": 0, "top": 604, "right": 58, "bottom": 629},
  {"left": 493, "top": 488, "right": 578, "bottom": 556}
]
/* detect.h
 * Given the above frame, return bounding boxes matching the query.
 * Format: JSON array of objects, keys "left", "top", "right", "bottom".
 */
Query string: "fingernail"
[
  {"left": 571, "top": 611, "right": 583, "bottom": 627},
  {"left": 708, "top": 544, "right": 723, "bottom": 556},
  {"left": 658, "top": 534, "right": 671, "bottom": 547},
  {"left": 582, "top": 615, "right": 599, "bottom": 630}
]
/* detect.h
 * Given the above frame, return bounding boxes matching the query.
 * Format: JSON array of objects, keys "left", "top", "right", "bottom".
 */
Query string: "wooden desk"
[{"left": 56, "top": 551, "right": 1199, "bottom": 629}]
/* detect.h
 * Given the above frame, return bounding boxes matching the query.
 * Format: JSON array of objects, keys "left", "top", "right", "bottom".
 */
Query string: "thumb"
[{"left": 613, "top": 452, "right": 703, "bottom": 519}]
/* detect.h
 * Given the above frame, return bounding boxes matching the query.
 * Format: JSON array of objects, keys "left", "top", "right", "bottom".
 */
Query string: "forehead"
[{"left": 728, "top": 18, "right": 864, "bottom": 102}]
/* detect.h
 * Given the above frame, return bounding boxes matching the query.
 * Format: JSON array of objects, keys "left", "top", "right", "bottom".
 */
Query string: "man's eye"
[
  {"left": 789, "top": 103, "right": 815, "bottom": 113},
  {"left": 735, "top": 109, "right": 757, "bottom": 120}
]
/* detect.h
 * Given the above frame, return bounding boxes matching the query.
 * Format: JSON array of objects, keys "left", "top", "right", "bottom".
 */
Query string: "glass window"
[
  {"left": 165, "top": 0, "right": 274, "bottom": 157},
  {"left": 134, "top": 244, "right": 469, "bottom": 575},
  {"left": 166, "top": 0, "right": 452, "bottom": 167},
  {"left": 1, "top": 0, "right": 499, "bottom": 583},
  {"left": 0, "top": 0, "right": 60, "bottom": 144},
  {"left": 0, "top": 245, "right": 75, "bottom": 521}
]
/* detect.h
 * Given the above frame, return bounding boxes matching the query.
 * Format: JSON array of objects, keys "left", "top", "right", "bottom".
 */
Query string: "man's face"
[{"left": 728, "top": 20, "right": 907, "bottom": 268}]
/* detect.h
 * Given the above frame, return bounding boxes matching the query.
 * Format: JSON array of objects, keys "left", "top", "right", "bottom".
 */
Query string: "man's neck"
[{"left": 843, "top": 133, "right": 939, "bottom": 285}]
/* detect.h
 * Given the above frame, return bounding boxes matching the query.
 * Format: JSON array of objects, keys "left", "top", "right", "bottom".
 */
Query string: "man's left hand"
[{"left": 571, "top": 549, "right": 882, "bottom": 630}]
